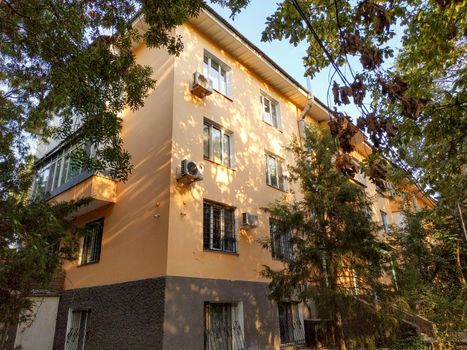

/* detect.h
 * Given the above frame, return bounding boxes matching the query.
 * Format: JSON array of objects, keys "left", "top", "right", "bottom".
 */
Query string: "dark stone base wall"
[
  {"left": 53, "top": 277, "right": 166, "bottom": 350},
  {"left": 53, "top": 276, "right": 279, "bottom": 350},
  {"left": 163, "top": 276, "right": 279, "bottom": 350}
]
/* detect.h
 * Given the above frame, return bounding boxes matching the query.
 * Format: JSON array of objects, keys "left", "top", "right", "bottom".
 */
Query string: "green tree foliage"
[
  {"left": 0, "top": 0, "right": 251, "bottom": 342},
  {"left": 393, "top": 204, "right": 467, "bottom": 334},
  {"left": 262, "top": 126, "right": 399, "bottom": 349},
  {"left": 259, "top": 0, "right": 466, "bottom": 218},
  {"left": 0, "top": 0, "right": 210, "bottom": 343}
]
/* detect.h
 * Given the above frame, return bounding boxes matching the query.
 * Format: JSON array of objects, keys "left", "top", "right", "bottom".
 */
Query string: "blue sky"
[
  {"left": 209, "top": 1, "right": 403, "bottom": 120},
  {"left": 209, "top": 2, "right": 335, "bottom": 105}
]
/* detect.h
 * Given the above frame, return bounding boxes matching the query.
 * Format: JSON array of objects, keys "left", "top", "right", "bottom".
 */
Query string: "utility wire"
[{"left": 290, "top": 0, "right": 421, "bottom": 187}]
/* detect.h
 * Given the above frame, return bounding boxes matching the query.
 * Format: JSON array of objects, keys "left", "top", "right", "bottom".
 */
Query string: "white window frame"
[
  {"left": 265, "top": 153, "right": 288, "bottom": 191},
  {"left": 278, "top": 302, "right": 305, "bottom": 346},
  {"left": 203, "top": 119, "right": 234, "bottom": 168},
  {"left": 203, "top": 51, "right": 232, "bottom": 97},
  {"left": 32, "top": 142, "right": 98, "bottom": 198},
  {"left": 352, "top": 158, "right": 367, "bottom": 186},
  {"left": 64, "top": 308, "right": 90, "bottom": 350},
  {"left": 260, "top": 92, "right": 281, "bottom": 129},
  {"left": 204, "top": 302, "right": 244, "bottom": 350},
  {"left": 380, "top": 210, "right": 389, "bottom": 234}
]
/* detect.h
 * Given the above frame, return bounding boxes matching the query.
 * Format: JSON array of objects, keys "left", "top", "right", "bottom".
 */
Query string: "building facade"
[{"left": 16, "top": 7, "right": 433, "bottom": 350}]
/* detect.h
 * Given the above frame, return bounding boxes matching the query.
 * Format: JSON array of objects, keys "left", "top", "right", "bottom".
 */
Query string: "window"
[
  {"left": 260, "top": 93, "right": 280, "bottom": 128},
  {"left": 80, "top": 218, "right": 104, "bottom": 265},
  {"left": 278, "top": 302, "right": 305, "bottom": 346},
  {"left": 352, "top": 158, "right": 367, "bottom": 186},
  {"left": 380, "top": 210, "right": 389, "bottom": 234},
  {"left": 203, "top": 120, "right": 233, "bottom": 167},
  {"left": 32, "top": 142, "right": 97, "bottom": 198},
  {"left": 265, "top": 154, "right": 287, "bottom": 191},
  {"left": 269, "top": 218, "right": 293, "bottom": 261},
  {"left": 203, "top": 52, "right": 231, "bottom": 97},
  {"left": 203, "top": 201, "right": 236, "bottom": 253},
  {"left": 204, "top": 302, "right": 245, "bottom": 350},
  {"left": 64, "top": 309, "right": 90, "bottom": 350}
]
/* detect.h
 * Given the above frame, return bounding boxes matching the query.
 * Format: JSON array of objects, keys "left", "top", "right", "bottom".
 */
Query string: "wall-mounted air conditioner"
[
  {"left": 241, "top": 212, "right": 259, "bottom": 229},
  {"left": 190, "top": 72, "right": 213, "bottom": 98},
  {"left": 176, "top": 159, "right": 204, "bottom": 184}
]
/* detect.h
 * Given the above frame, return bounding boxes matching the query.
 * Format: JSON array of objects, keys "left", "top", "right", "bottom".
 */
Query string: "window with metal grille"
[
  {"left": 64, "top": 309, "right": 90, "bottom": 350},
  {"left": 203, "top": 119, "right": 233, "bottom": 168},
  {"left": 204, "top": 302, "right": 245, "bottom": 350},
  {"left": 269, "top": 218, "right": 294, "bottom": 261},
  {"left": 80, "top": 218, "right": 104, "bottom": 265},
  {"left": 278, "top": 302, "right": 305, "bottom": 346},
  {"left": 203, "top": 201, "right": 236, "bottom": 253},
  {"left": 265, "top": 153, "right": 288, "bottom": 191},
  {"left": 260, "top": 93, "right": 280, "bottom": 129}
]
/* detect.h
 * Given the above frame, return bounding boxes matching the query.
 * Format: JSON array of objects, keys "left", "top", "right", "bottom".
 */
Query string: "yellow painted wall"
[
  {"left": 165, "top": 24, "right": 304, "bottom": 281},
  {"left": 63, "top": 45, "right": 175, "bottom": 289},
  {"left": 61, "top": 21, "right": 434, "bottom": 290}
]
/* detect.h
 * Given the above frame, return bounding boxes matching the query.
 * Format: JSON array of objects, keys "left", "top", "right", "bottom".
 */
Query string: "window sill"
[
  {"left": 203, "top": 249, "right": 239, "bottom": 256},
  {"left": 262, "top": 120, "right": 283, "bottom": 133},
  {"left": 212, "top": 88, "right": 233, "bottom": 102},
  {"left": 266, "top": 183, "right": 288, "bottom": 193},
  {"left": 77, "top": 260, "right": 100, "bottom": 267},
  {"left": 351, "top": 178, "right": 367, "bottom": 188},
  {"left": 204, "top": 158, "right": 236, "bottom": 171}
]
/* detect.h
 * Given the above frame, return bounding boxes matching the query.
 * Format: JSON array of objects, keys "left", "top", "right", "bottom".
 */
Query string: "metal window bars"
[
  {"left": 203, "top": 202, "right": 237, "bottom": 253},
  {"left": 205, "top": 302, "right": 246, "bottom": 350},
  {"left": 278, "top": 303, "right": 305, "bottom": 347}
]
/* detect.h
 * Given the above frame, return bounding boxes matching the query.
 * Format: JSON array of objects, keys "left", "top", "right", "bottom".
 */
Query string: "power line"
[{"left": 290, "top": 0, "right": 421, "bottom": 186}]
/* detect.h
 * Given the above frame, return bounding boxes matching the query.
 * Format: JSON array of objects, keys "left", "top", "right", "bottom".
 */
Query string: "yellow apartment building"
[{"left": 14, "top": 6, "right": 433, "bottom": 350}]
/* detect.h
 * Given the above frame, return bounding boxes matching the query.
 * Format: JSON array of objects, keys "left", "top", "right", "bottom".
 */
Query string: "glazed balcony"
[{"left": 32, "top": 142, "right": 117, "bottom": 217}]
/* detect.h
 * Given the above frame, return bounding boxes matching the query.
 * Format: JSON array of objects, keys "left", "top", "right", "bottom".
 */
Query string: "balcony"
[{"left": 48, "top": 174, "right": 117, "bottom": 217}]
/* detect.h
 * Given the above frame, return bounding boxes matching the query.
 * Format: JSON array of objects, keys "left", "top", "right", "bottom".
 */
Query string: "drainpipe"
[
  {"left": 300, "top": 77, "right": 314, "bottom": 120},
  {"left": 298, "top": 78, "right": 314, "bottom": 144}
]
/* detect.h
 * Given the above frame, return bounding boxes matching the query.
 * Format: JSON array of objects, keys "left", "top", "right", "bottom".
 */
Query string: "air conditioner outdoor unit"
[
  {"left": 241, "top": 212, "right": 259, "bottom": 229},
  {"left": 176, "top": 159, "right": 204, "bottom": 184},
  {"left": 190, "top": 72, "right": 213, "bottom": 98}
]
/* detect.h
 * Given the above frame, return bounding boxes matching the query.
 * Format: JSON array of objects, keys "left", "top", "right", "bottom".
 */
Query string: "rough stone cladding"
[
  {"left": 53, "top": 277, "right": 166, "bottom": 349},
  {"left": 53, "top": 276, "right": 280, "bottom": 350}
]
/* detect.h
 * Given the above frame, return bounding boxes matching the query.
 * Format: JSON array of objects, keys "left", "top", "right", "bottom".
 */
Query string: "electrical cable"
[{"left": 290, "top": 0, "right": 422, "bottom": 187}]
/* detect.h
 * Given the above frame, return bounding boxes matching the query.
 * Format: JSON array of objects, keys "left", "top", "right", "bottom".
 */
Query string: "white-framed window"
[
  {"left": 203, "top": 201, "right": 236, "bottom": 253},
  {"left": 203, "top": 119, "right": 233, "bottom": 168},
  {"left": 269, "top": 218, "right": 293, "bottom": 261},
  {"left": 32, "top": 142, "right": 97, "bottom": 198},
  {"left": 64, "top": 308, "right": 91, "bottom": 350},
  {"left": 265, "top": 153, "right": 288, "bottom": 191},
  {"left": 204, "top": 302, "right": 245, "bottom": 350},
  {"left": 260, "top": 93, "right": 280, "bottom": 128},
  {"left": 79, "top": 218, "right": 104, "bottom": 265},
  {"left": 352, "top": 158, "right": 367, "bottom": 187},
  {"left": 380, "top": 210, "right": 389, "bottom": 234},
  {"left": 278, "top": 302, "right": 305, "bottom": 346},
  {"left": 203, "top": 51, "right": 232, "bottom": 97}
]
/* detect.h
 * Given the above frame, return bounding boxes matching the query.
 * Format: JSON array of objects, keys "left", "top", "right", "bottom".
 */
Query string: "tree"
[
  {"left": 259, "top": 0, "right": 465, "bottom": 200},
  {"left": 392, "top": 203, "right": 467, "bottom": 336},
  {"left": 1, "top": 0, "right": 256, "bottom": 343},
  {"left": 262, "top": 125, "right": 398, "bottom": 350},
  {"left": 0, "top": 0, "right": 209, "bottom": 344}
]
